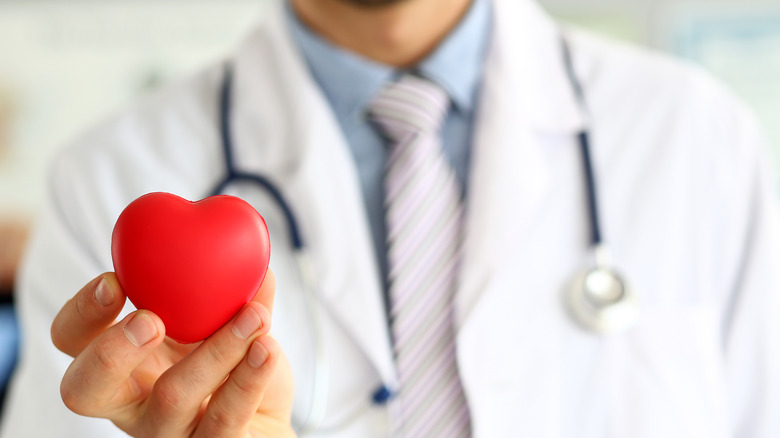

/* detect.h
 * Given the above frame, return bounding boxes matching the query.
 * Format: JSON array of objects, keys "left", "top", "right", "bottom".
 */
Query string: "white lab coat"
[{"left": 2, "top": 0, "right": 779, "bottom": 436}]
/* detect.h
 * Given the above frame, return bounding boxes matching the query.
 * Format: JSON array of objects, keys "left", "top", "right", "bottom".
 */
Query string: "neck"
[{"left": 290, "top": 0, "right": 473, "bottom": 68}]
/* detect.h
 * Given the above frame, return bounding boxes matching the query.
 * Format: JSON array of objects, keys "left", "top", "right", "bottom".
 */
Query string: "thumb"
[{"left": 251, "top": 268, "right": 276, "bottom": 319}]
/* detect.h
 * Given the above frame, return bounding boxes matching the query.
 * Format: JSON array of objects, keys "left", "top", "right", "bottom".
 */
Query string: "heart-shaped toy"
[{"left": 111, "top": 192, "right": 270, "bottom": 343}]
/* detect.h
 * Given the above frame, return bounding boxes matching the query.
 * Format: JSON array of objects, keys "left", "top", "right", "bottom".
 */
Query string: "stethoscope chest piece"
[{"left": 567, "top": 266, "right": 638, "bottom": 334}]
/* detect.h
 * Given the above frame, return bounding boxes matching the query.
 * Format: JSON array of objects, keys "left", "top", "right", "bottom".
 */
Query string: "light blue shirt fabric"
[{"left": 286, "top": 1, "right": 492, "bottom": 295}]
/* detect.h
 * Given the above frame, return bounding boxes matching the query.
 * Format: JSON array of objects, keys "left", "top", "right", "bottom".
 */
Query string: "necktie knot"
[{"left": 369, "top": 75, "right": 450, "bottom": 143}]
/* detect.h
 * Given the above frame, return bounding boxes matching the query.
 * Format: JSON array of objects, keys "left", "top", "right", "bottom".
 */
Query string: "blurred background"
[{"left": 0, "top": 0, "right": 778, "bottom": 412}]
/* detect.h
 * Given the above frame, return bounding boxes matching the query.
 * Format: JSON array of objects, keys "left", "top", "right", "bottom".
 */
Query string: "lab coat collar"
[
  {"left": 455, "top": 0, "right": 586, "bottom": 326},
  {"left": 230, "top": 0, "right": 398, "bottom": 388},
  {"left": 489, "top": 0, "right": 586, "bottom": 133},
  {"left": 226, "top": 0, "right": 585, "bottom": 381}
]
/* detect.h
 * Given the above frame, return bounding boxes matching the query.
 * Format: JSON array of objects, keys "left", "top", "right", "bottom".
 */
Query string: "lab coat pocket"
[
  {"left": 603, "top": 304, "right": 729, "bottom": 438},
  {"left": 457, "top": 269, "right": 572, "bottom": 438}
]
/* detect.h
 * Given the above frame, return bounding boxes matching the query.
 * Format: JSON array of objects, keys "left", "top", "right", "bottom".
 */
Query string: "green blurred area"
[{"left": 543, "top": 0, "right": 780, "bottom": 189}]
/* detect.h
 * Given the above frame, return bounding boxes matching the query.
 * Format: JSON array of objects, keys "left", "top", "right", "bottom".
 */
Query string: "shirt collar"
[
  {"left": 286, "top": 0, "right": 492, "bottom": 116},
  {"left": 416, "top": 0, "right": 491, "bottom": 112}
]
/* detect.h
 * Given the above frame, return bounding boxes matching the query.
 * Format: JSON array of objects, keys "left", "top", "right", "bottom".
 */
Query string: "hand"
[{"left": 51, "top": 270, "right": 296, "bottom": 438}]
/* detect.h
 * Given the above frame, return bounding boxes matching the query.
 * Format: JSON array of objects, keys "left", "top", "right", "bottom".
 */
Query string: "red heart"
[{"left": 111, "top": 192, "right": 270, "bottom": 343}]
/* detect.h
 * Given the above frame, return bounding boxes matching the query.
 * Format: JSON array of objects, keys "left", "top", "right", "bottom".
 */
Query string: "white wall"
[
  {"left": 0, "top": 1, "right": 261, "bottom": 216},
  {"left": 540, "top": 0, "right": 780, "bottom": 181},
  {"left": 0, "top": 0, "right": 778, "bottom": 218}
]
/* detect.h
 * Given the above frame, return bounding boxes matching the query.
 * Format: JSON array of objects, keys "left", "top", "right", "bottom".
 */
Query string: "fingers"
[
  {"left": 193, "top": 336, "right": 281, "bottom": 438},
  {"left": 57, "top": 270, "right": 281, "bottom": 436},
  {"left": 251, "top": 268, "right": 276, "bottom": 317},
  {"left": 142, "top": 301, "right": 271, "bottom": 436},
  {"left": 52, "top": 273, "right": 127, "bottom": 357},
  {"left": 60, "top": 310, "right": 166, "bottom": 418}
]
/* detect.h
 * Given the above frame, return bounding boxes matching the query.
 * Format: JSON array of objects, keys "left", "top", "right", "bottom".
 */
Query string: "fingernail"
[
  {"left": 232, "top": 305, "right": 263, "bottom": 340},
  {"left": 124, "top": 313, "right": 158, "bottom": 347},
  {"left": 247, "top": 340, "right": 269, "bottom": 368},
  {"left": 94, "top": 278, "right": 114, "bottom": 307}
]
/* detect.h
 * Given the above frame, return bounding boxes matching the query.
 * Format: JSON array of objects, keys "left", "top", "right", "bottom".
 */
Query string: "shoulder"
[
  {"left": 565, "top": 27, "right": 765, "bottom": 169},
  {"left": 561, "top": 28, "right": 777, "bottom": 298},
  {"left": 45, "top": 63, "right": 229, "bottom": 252},
  {"left": 55, "top": 64, "right": 224, "bottom": 173},
  {"left": 566, "top": 26, "right": 749, "bottom": 120},
  {"left": 50, "top": 63, "right": 226, "bottom": 204}
]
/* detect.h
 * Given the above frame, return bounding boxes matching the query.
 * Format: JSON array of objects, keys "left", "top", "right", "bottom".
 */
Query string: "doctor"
[{"left": 2, "top": 0, "right": 780, "bottom": 436}]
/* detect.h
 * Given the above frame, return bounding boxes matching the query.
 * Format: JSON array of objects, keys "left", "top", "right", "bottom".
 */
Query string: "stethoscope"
[{"left": 209, "top": 35, "right": 638, "bottom": 433}]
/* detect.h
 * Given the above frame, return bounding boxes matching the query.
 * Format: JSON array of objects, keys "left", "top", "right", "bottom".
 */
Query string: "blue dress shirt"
[{"left": 286, "top": 0, "right": 492, "bottom": 294}]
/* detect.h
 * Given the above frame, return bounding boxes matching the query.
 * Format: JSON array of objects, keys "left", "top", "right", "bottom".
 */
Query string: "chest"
[{"left": 457, "top": 128, "right": 729, "bottom": 437}]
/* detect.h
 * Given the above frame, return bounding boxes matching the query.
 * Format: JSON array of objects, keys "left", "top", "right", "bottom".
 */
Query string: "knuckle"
[
  {"left": 60, "top": 380, "right": 82, "bottom": 413},
  {"left": 74, "top": 287, "right": 92, "bottom": 321},
  {"left": 151, "top": 377, "right": 188, "bottom": 417},
  {"left": 50, "top": 321, "right": 66, "bottom": 352},
  {"left": 51, "top": 298, "right": 77, "bottom": 352},
  {"left": 204, "top": 338, "right": 235, "bottom": 364},
  {"left": 206, "top": 403, "right": 244, "bottom": 431},
  {"left": 227, "top": 373, "right": 258, "bottom": 400},
  {"left": 91, "top": 339, "right": 122, "bottom": 371},
  {"left": 60, "top": 370, "right": 92, "bottom": 416}
]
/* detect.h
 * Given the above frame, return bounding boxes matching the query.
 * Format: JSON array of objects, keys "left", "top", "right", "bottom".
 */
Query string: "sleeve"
[
  {"left": 0, "top": 151, "right": 131, "bottom": 438},
  {"left": 716, "top": 98, "right": 780, "bottom": 437},
  {"left": 0, "top": 66, "right": 220, "bottom": 438}
]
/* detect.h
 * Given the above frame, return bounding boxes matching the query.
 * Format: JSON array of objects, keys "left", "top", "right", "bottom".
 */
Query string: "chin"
[{"left": 336, "top": 0, "right": 410, "bottom": 7}]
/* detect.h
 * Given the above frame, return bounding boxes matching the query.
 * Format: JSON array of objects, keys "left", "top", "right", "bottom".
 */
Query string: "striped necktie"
[{"left": 370, "top": 75, "right": 472, "bottom": 438}]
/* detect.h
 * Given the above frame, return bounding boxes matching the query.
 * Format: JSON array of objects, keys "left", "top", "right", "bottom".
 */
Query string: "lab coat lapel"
[
  {"left": 456, "top": 0, "right": 586, "bottom": 327},
  {"left": 230, "top": 0, "right": 397, "bottom": 387}
]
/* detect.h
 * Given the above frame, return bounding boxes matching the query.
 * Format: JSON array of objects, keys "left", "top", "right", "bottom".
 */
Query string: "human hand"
[{"left": 51, "top": 270, "right": 295, "bottom": 438}]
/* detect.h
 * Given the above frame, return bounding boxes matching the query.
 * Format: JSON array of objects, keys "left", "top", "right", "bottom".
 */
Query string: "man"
[{"left": 2, "top": 0, "right": 779, "bottom": 436}]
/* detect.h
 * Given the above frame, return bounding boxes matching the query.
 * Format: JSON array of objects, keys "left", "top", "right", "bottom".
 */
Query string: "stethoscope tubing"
[
  {"left": 212, "top": 64, "right": 305, "bottom": 250},
  {"left": 208, "top": 33, "right": 632, "bottom": 432},
  {"left": 212, "top": 64, "right": 327, "bottom": 431},
  {"left": 560, "top": 36, "right": 603, "bottom": 248}
]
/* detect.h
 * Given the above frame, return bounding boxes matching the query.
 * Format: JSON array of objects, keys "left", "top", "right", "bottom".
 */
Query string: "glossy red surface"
[{"left": 112, "top": 192, "right": 270, "bottom": 343}]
